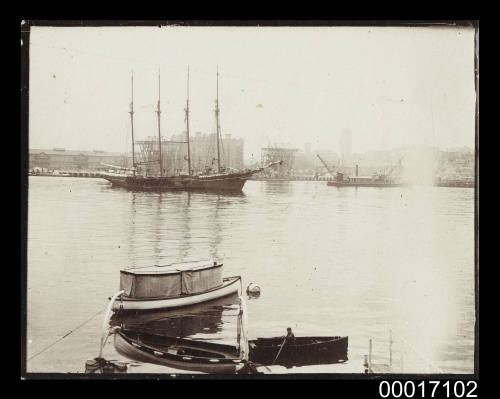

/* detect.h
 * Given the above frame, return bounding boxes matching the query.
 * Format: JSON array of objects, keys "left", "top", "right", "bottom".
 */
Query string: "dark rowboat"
[{"left": 248, "top": 336, "right": 348, "bottom": 367}]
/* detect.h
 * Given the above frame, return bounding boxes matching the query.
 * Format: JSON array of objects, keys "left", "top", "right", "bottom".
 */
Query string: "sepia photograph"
[{"left": 21, "top": 20, "right": 478, "bottom": 380}]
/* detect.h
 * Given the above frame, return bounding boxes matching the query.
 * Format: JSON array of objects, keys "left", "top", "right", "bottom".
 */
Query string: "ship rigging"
[{"left": 102, "top": 67, "right": 281, "bottom": 192}]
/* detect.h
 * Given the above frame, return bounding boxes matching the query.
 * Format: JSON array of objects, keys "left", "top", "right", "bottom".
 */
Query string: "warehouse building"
[{"left": 29, "top": 148, "right": 132, "bottom": 171}]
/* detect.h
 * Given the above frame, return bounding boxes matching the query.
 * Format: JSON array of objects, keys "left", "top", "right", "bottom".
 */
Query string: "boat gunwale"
[
  {"left": 251, "top": 336, "right": 348, "bottom": 349},
  {"left": 104, "top": 176, "right": 249, "bottom": 192},
  {"left": 119, "top": 262, "right": 222, "bottom": 276},
  {"left": 119, "top": 329, "right": 240, "bottom": 353},
  {"left": 106, "top": 172, "right": 255, "bottom": 183},
  {"left": 116, "top": 330, "right": 241, "bottom": 365}
]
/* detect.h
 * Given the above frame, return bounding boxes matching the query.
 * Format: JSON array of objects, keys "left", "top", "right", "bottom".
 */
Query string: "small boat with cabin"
[{"left": 112, "top": 260, "right": 241, "bottom": 311}]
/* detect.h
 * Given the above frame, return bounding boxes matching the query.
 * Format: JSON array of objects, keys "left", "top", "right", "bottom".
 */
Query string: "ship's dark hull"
[{"left": 104, "top": 172, "right": 255, "bottom": 193}]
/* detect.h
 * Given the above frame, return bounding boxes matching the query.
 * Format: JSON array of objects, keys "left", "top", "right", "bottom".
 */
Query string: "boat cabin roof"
[{"left": 120, "top": 260, "right": 222, "bottom": 275}]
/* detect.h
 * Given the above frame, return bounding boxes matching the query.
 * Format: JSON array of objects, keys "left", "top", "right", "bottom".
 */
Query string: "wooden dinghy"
[
  {"left": 248, "top": 336, "right": 348, "bottom": 367},
  {"left": 114, "top": 328, "right": 244, "bottom": 374},
  {"left": 112, "top": 261, "right": 241, "bottom": 311}
]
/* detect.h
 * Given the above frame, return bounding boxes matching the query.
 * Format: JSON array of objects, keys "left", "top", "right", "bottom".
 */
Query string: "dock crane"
[{"left": 316, "top": 154, "right": 336, "bottom": 176}]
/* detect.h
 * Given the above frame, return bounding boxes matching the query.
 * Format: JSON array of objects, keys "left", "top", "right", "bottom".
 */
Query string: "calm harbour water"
[{"left": 27, "top": 176, "right": 475, "bottom": 374}]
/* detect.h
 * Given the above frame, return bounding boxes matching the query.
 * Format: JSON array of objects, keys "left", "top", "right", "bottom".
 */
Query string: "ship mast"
[
  {"left": 129, "top": 71, "right": 136, "bottom": 176},
  {"left": 156, "top": 68, "right": 163, "bottom": 177},
  {"left": 215, "top": 67, "right": 221, "bottom": 173},
  {"left": 185, "top": 66, "right": 192, "bottom": 176}
]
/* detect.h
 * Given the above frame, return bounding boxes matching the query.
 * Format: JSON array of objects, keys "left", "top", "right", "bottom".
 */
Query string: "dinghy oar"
[
  {"left": 98, "top": 290, "right": 124, "bottom": 358},
  {"left": 271, "top": 336, "right": 287, "bottom": 365},
  {"left": 259, "top": 363, "right": 272, "bottom": 373}
]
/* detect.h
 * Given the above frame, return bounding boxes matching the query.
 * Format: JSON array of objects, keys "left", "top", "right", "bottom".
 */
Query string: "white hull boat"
[
  {"left": 111, "top": 261, "right": 241, "bottom": 311},
  {"left": 112, "top": 276, "right": 241, "bottom": 311}
]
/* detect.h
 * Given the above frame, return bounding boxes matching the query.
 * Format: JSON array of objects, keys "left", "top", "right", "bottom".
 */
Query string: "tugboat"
[
  {"left": 326, "top": 170, "right": 404, "bottom": 187},
  {"left": 103, "top": 68, "right": 281, "bottom": 193},
  {"left": 317, "top": 154, "right": 404, "bottom": 187}
]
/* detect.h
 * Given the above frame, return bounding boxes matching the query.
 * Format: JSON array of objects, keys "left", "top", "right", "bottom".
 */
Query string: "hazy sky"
[{"left": 28, "top": 25, "right": 476, "bottom": 161}]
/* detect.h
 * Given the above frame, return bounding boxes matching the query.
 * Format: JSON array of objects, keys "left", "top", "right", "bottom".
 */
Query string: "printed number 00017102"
[{"left": 378, "top": 381, "right": 478, "bottom": 398}]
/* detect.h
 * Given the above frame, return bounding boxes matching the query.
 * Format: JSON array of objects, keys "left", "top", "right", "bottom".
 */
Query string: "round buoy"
[{"left": 246, "top": 283, "right": 261, "bottom": 297}]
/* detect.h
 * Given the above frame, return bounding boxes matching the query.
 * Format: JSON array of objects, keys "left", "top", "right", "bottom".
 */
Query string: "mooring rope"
[
  {"left": 27, "top": 306, "right": 107, "bottom": 362},
  {"left": 99, "top": 290, "right": 124, "bottom": 358}
]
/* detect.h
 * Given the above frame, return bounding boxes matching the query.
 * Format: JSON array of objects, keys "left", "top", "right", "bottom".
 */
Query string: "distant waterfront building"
[
  {"left": 435, "top": 147, "right": 474, "bottom": 180},
  {"left": 260, "top": 147, "right": 299, "bottom": 178},
  {"left": 29, "top": 148, "right": 131, "bottom": 171},
  {"left": 187, "top": 132, "right": 244, "bottom": 172},
  {"left": 221, "top": 134, "right": 244, "bottom": 170},
  {"left": 292, "top": 149, "right": 340, "bottom": 177},
  {"left": 135, "top": 132, "right": 244, "bottom": 176}
]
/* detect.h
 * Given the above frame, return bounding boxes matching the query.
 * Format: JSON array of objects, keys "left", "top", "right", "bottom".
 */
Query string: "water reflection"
[
  {"left": 176, "top": 192, "right": 192, "bottom": 261},
  {"left": 127, "top": 192, "right": 138, "bottom": 269},
  {"left": 27, "top": 178, "right": 474, "bottom": 373},
  {"left": 260, "top": 180, "right": 293, "bottom": 195},
  {"left": 209, "top": 196, "right": 224, "bottom": 260},
  {"left": 110, "top": 293, "right": 240, "bottom": 339},
  {"left": 124, "top": 190, "right": 249, "bottom": 266},
  {"left": 153, "top": 193, "right": 163, "bottom": 264}
]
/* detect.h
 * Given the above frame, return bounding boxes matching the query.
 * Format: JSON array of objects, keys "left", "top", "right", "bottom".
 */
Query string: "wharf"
[
  {"left": 434, "top": 181, "right": 474, "bottom": 188},
  {"left": 29, "top": 171, "right": 107, "bottom": 178},
  {"left": 253, "top": 176, "right": 474, "bottom": 188},
  {"left": 29, "top": 173, "right": 475, "bottom": 188},
  {"left": 251, "top": 176, "right": 334, "bottom": 182},
  {"left": 363, "top": 332, "right": 444, "bottom": 374}
]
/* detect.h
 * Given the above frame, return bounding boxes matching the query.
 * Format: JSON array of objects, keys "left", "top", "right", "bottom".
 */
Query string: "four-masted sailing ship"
[{"left": 103, "top": 68, "right": 280, "bottom": 192}]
